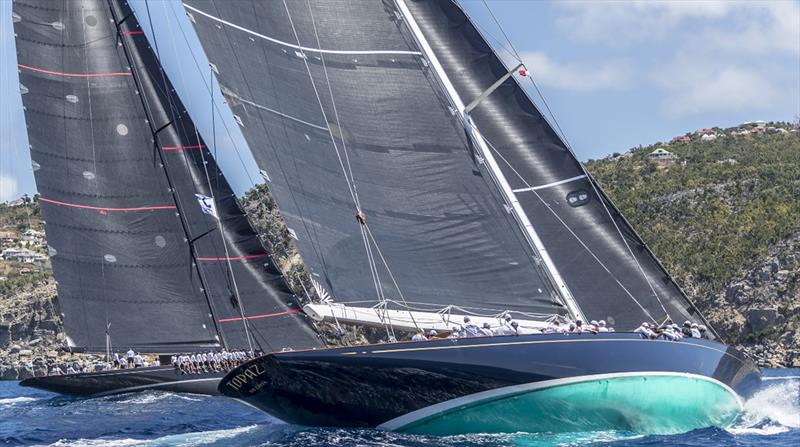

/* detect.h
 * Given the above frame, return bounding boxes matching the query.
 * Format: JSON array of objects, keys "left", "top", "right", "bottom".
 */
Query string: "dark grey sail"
[
  {"left": 183, "top": 0, "right": 566, "bottom": 318},
  {"left": 401, "top": 0, "right": 713, "bottom": 333},
  {"left": 13, "top": 0, "right": 321, "bottom": 353}
]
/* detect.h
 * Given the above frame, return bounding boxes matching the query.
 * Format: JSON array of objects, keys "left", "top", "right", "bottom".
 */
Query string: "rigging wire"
[
  {"left": 165, "top": 3, "right": 285, "bottom": 256},
  {"left": 473, "top": 0, "right": 669, "bottom": 321},
  {"left": 464, "top": 120, "right": 657, "bottom": 324},
  {"left": 146, "top": 0, "right": 257, "bottom": 353},
  {"left": 283, "top": 0, "right": 419, "bottom": 333}
]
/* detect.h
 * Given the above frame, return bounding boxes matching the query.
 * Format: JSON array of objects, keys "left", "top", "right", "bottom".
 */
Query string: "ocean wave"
[
  {"left": 0, "top": 396, "right": 39, "bottom": 406},
  {"left": 35, "top": 425, "right": 257, "bottom": 447}
]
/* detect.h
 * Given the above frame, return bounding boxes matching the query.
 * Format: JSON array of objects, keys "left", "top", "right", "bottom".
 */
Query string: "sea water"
[{"left": 1, "top": 369, "right": 797, "bottom": 447}]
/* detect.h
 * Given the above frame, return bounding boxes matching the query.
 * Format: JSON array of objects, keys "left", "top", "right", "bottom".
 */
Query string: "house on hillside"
[
  {"left": 649, "top": 148, "right": 676, "bottom": 163},
  {"left": 701, "top": 134, "right": 717, "bottom": 141},
  {"left": 694, "top": 128, "right": 715, "bottom": 135},
  {"left": 750, "top": 126, "right": 766, "bottom": 134},
  {"left": 671, "top": 135, "right": 691, "bottom": 144}
]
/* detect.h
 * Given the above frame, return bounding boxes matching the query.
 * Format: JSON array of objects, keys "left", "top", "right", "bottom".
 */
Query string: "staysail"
[
  {"left": 400, "top": 0, "right": 713, "bottom": 332},
  {"left": 13, "top": 0, "right": 321, "bottom": 352},
  {"left": 182, "top": 0, "right": 567, "bottom": 320}
]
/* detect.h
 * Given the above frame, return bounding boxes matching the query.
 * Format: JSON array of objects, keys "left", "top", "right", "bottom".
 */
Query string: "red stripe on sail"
[
  {"left": 38, "top": 197, "right": 176, "bottom": 212},
  {"left": 18, "top": 64, "right": 132, "bottom": 78},
  {"left": 218, "top": 308, "right": 302, "bottom": 323},
  {"left": 161, "top": 144, "right": 207, "bottom": 151},
  {"left": 196, "top": 254, "right": 270, "bottom": 261},
  {"left": 121, "top": 30, "right": 144, "bottom": 36}
]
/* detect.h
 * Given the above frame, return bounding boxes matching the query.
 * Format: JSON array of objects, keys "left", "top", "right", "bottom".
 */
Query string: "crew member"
[
  {"left": 411, "top": 330, "right": 427, "bottom": 341},
  {"left": 462, "top": 316, "right": 480, "bottom": 337}
]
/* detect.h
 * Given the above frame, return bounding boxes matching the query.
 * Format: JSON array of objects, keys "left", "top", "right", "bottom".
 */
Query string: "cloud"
[
  {"left": 0, "top": 175, "right": 19, "bottom": 202},
  {"left": 550, "top": 1, "right": 798, "bottom": 118},
  {"left": 653, "top": 57, "right": 779, "bottom": 117},
  {"left": 555, "top": 0, "right": 799, "bottom": 55},
  {"left": 520, "top": 51, "right": 632, "bottom": 91}
]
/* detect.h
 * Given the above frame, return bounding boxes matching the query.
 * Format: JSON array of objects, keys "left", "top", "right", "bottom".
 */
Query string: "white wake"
[{"left": 729, "top": 376, "right": 800, "bottom": 435}]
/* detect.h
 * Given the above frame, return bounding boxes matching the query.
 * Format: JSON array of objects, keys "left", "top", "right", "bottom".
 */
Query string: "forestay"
[{"left": 183, "top": 0, "right": 567, "bottom": 319}]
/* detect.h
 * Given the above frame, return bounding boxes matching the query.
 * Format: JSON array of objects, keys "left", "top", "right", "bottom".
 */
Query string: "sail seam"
[{"left": 182, "top": 3, "right": 422, "bottom": 57}]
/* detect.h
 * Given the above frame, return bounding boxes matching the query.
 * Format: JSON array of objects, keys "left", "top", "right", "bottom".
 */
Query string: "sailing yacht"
[
  {"left": 181, "top": 0, "right": 761, "bottom": 435},
  {"left": 14, "top": 0, "right": 321, "bottom": 396}
]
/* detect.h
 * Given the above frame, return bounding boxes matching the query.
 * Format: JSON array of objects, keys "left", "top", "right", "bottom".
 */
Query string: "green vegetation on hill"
[{"left": 586, "top": 125, "right": 800, "bottom": 297}]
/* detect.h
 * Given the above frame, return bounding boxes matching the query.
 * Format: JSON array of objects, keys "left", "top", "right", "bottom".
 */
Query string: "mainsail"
[
  {"left": 183, "top": 0, "right": 567, "bottom": 320},
  {"left": 184, "top": 0, "right": 712, "bottom": 332},
  {"left": 13, "top": 0, "right": 321, "bottom": 352}
]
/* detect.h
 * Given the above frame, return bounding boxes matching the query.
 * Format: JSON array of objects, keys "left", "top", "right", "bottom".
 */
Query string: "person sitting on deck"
[
  {"left": 462, "top": 316, "right": 481, "bottom": 337},
  {"left": 492, "top": 319, "right": 516, "bottom": 336},
  {"left": 597, "top": 320, "right": 609, "bottom": 332},
  {"left": 448, "top": 325, "right": 462, "bottom": 338},
  {"left": 699, "top": 325, "right": 709, "bottom": 339},
  {"left": 682, "top": 321, "right": 693, "bottom": 337},
  {"left": 480, "top": 322, "right": 494, "bottom": 337},
  {"left": 510, "top": 321, "right": 521, "bottom": 335},
  {"left": 50, "top": 365, "right": 63, "bottom": 376},
  {"left": 658, "top": 318, "right": 674, "bottom": 332},
  {"left": 428, "top": 329, "right": 438, "bottom": 339},
  {"left": 112, "top": 352, "right": 121, "bottom": 369},
  {"left": 411, "top": 330, "right": 427, "bottom": 341},
  {"left": 691, "top": 323, "right": 702, "bottom": 339},
  {"left": 634, "top": 322, "right": 655, "bottom": 339},
  {"left": 65, "top": 365, "right": 77, "bottom": 374},
  {"left": 659, "top": 325, "right": 680, "bottom": 341},
  {"left": 126, "top": 348, "right": 135, "bottom": 368}
]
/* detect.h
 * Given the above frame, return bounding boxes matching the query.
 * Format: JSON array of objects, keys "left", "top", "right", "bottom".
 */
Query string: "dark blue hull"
[
  {"left": 219, "top": 333, "right": 760, "bottom": 432},
  {"left": 19, "top": 367, "right": 223, "bottom": 397}
]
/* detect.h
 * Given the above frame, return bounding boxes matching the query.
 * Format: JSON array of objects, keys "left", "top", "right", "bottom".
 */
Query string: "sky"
[{"left": 0, "top": 0, "right": 798, "bottom": 202}]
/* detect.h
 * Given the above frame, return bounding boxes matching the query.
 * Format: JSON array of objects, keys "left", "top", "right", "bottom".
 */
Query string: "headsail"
[
  {"left": 401, "top": 0, "right": 713, "bottom": 333},
  {"left": 13, "top": 0, "right": 321, "bottom": 352},
  {"left": 183, "top": 0, "right": 567, "bottom": 320}
]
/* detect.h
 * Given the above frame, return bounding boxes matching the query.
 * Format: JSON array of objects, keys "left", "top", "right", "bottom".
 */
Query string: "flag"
[{"left": 195, "top": 194, "right": 218, "bottom": 219}]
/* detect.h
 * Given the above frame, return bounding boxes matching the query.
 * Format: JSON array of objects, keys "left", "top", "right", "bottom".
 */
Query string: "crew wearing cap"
[
  {"left": 462, "top": 316, "right": 481, "bottom": 337},
  {"left": 411, "top": 330, "right": 427, "bottom": 342},
  {"left": 634, "top": 322, "right": 655, "bottom": 338},
  {"left": 597, "top": 320, "right": 609, "bottom": 332},
  {"left": 682, "top": 321, "right": 693, "bottom": 338}
]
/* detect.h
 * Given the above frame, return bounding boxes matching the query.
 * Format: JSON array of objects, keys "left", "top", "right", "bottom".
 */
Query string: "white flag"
[{"left": 195, "top": 194, "right": 218, "bottom": 219}]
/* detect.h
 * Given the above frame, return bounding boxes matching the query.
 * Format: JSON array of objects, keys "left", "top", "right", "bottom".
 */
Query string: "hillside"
[
  {"left": 586, "top": 122, "right": 800, "bottom": 366},
  {"left": 0, "top": 201, "right": 92, "bottom": 379}
]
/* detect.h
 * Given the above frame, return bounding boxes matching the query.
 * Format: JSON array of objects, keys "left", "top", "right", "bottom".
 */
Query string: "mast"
[
  {"left": 394, "top": 0, "right": 585, "bottom": 322},
  {"left": 107, "top": 1, "right": 227, "bottom": 350}
]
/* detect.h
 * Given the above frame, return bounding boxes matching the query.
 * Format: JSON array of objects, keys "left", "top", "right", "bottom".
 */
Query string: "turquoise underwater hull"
[
  {"left": 220, "top": 333, "right": 761, "bottom": 435},
  {"left": 381, "top": 372, "right": 742, "bottom": 435}
]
